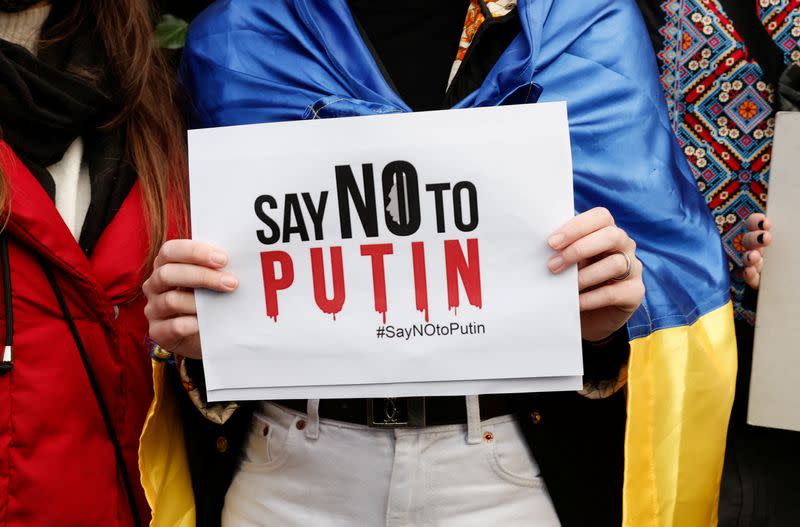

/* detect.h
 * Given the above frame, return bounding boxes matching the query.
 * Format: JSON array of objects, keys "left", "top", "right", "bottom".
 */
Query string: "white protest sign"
[
  {"left": 190, "top": 103, "right": 583, "bottom": 402},
  {"left": 748, "top": 112, "right": 800, "bottom": 432}
]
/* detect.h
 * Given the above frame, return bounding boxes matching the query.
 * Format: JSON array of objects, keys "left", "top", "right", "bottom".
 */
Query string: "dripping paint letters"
[
  {"left": 255, "top": 162, "right": 481, "bottom": 322},
  {"left": 189, "top": 103, "right": 584, "bottom": 401}
]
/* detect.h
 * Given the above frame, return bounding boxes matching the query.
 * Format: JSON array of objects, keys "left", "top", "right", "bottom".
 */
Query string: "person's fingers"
[
  {"left": 154, "top": 239, "right": 229, "bottom": 269},
  {"left": 742, "top": 230, "right": 772, "bottom": 251},
  {"left": 549, "top": 225, "right": 632, "bottom": 273},
  {"left": 148, "top": 316, "right": 199, "bottom": 351},
  {"left": 745, "top": 213, "right": 770, "bottom": 233},
  {"left": 144, "top": 290, "right": 197, "bottom": 320},
  {"left": 143, "top": 263, "right": 239, "bottom": 295},
  {"left": 743, "top": 265, "right": 761, "bottom": 289},
  {"left": 744, "top": 250, "right": 763, "bottom": 267},
  {"left": 744, "top": 212, "right": 772, "bottom": 232},
  {"left": 577, "top": 252, "right": 641, "bottom": 291},
  {"left": 579, "top": 279, "right": 645, "bottom": 312},
  {"left": 548, "top": 207, "right": 615, "bottom": 251}
]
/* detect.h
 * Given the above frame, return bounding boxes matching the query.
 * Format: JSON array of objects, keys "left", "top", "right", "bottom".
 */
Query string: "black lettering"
[
  {"left": 335, "top": 164, "right": 379, "bottom": 238},
  {"left": 282, "top": 193, "right": 310, "bottom": 243},
  {"left": 255, "top": 195, "right": 280, "bottom": 245},
  {"left": 425, "top": 183, "right": 451, "bottom": 233},
  {"left": 453, "top": 181, "right": 479, "bottom": 232},
  {"left": 382, "top": 160, "right": 421, "bottom": 236},
  {"left": 302, "top": 191, "right": 328, "bottom": 241}
]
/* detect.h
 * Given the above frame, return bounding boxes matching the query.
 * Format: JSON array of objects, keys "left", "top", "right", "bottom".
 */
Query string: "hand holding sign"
[
  {"left": 741, "top": 212, "right": 772, "bottom": 289},
  {"left": 143, "top": 240, "right": 238, "bottom": 360},
  {"left": 166, "top": 104, "right": 647, "bottom": 400},
  {"left": 547, "top": 207, "right": 644, "bottom": 343},
  {"left": 144, "top": 209, "right": 644, "bottom": 360}
]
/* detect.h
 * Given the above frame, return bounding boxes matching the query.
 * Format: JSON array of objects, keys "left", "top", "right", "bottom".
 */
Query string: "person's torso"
[{"left": 0, "top": 141, "right": 152, "bottom": 527}]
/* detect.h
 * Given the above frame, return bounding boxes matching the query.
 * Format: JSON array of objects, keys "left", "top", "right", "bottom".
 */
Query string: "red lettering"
[
  {"left": 444, "top": 239, "right": 482, "bottom": 312},
  {"left": 260, "top": 251, "right": 295, "bottom": 321},
  {"left": 310, "top": 247, "right": 346, "bottom": 319},
  {"left": 360, "top": 243, "right": 394, "bottom": 323},
  {"left": 411, "top": 241, "right": 429, "bottom": 321}
]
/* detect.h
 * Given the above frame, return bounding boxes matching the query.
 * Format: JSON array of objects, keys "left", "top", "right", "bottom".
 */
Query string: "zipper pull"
[{"left": 0, "top": 345, "right": 12, "bottom": 374}]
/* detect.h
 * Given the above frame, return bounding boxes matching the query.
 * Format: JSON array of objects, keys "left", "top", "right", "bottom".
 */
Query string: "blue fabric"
[{"left": 181, "top": 0, "right": 731, "bottom": 339}]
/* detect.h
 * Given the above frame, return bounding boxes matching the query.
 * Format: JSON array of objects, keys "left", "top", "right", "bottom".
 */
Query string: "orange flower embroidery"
[
  {"left": 738, "top": 100, "right": 759, "bottom": 119},
  {"left": 732, "top": 233, "right": 746, "bottom": 253},
  {"left": 682, "top": 32, "right": 693, "bottom": 51}
]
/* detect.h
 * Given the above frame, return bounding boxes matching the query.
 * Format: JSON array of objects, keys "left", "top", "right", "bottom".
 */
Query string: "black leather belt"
[{"left": 279, "top": 395, "right": 521, "bottom": 428}]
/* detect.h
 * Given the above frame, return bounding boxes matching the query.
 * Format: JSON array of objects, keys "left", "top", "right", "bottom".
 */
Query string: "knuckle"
[
  {"left": 570, "top": 244, "right": 586, "bottom": 262},
  {"left": 200, "top": 268, "right": 217, "bottom": 288},
  {"left": 156, "top": 264, "right": 172, "bottom": 285},
  {"left": 612, "top": 226, "right": 627, "bottom": 245},
  {"left": 616, "top": 253, "right": 629, "bottom": 273},
  {"left": 170, "top": 318, "right": 189, "bottom": 339},
  {"left": 595, "top": 207, "right": 613, "bottom": 225},
  {"left": 176, "top": 317, "right": 197, "bottom": 338},
  {"left": 633, "top": 280, "right": 646, "bottom": 301},
  {"left": 149, "top": 323, "right": 165, "bottom": 342},
  {"left": 190, "top": 243, "right": 205, "bottom": 263},
  {"left": 197, "top": 268, "right": 210, "bottom": 287},
  {"left": 605, "top": 287, "right": 622, "bottom": 306},
  {"left": 160, "top": 240, "right": 177, "bottom": 261},
  {"left": 163, "top": 290, "right": 180, "bottom": 312}
]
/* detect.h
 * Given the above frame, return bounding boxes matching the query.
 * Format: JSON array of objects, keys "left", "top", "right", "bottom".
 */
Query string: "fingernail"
[
  {"left": 758, "top": 220, "right": 764, "bottom": 230},
  {"left": 210, "top": 252, "right": 227, "bottom": 266},
  {"left": 221, "top": 276, "right": 238, "bottom": 289},
  {"left": 745, "top": 251, "right": 751, "bottom": 263},
  {"left": 548, "top": 255, "right": 564, "bottom": 272},
  {"left": 548, "top": 233, "right": 565, "bottom": 249},
  {"left": 757, "top": 233, "right": 764, "bottom": 244}
]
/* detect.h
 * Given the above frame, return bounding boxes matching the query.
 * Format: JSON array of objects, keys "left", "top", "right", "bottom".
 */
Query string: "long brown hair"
[{"left": 1, "top": 0, "right": 187, "bottom": 267}]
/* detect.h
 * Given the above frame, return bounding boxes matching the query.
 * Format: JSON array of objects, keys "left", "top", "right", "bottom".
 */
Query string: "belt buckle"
[{"left": 367, "top": 397, "right": 426, "bottom": 428}]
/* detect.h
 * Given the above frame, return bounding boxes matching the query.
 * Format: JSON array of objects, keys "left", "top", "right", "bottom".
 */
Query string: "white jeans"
[{"left": 222, "top": 398, "right": 561, "bottom": 526}]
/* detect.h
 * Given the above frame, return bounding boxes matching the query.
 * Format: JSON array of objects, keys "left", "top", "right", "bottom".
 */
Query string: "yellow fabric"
[
  {"left": 623, "top": 302, "right": 737, "bottom": 527},
  {"left": 139, "top": 303, "right": 737, "bottom": 526},
  {"left": 139, "top": 361, "right": 196, "bottom": 527}
]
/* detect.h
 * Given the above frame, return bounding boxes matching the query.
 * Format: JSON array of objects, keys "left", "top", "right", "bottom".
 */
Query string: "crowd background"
[
  {"left": 0, "top": 0, "right": 796, "bottom": 526},
  {"left": 149, "top": 3, "right": 800, "bottom": 523}
]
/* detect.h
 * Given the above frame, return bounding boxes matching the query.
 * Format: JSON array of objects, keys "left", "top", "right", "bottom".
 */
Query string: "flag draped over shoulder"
[{"left": 140, "top": 0, "right": 737, "bottom": 525}]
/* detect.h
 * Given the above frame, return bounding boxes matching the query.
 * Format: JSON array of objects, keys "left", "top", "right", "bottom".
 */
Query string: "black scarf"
[{"left": 0, "top": 22, "right": 137, "bottom": 255}]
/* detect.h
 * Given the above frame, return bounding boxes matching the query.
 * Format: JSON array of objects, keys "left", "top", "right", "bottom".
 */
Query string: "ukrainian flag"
[{"left": 140, "top": 1, "right": 737, "bottom": 525}]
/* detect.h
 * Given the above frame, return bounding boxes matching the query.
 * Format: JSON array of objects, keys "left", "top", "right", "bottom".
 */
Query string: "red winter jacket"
[{"left": 0, "top": 142, "right": 153, "bottom": 526}]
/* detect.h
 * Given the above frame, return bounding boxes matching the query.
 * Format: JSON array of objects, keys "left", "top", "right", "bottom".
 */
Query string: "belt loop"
[
  {"left": 465, "top": 395, "right": 482, "bottom": 445},
  {"left": 305, "top": 399, "right": 320, "bottom": 440}
]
